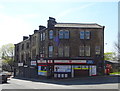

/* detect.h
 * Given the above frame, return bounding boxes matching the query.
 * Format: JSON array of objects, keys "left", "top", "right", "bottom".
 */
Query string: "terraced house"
[{"left": 14, "top": 17, "right": 105, "bottom": 79}]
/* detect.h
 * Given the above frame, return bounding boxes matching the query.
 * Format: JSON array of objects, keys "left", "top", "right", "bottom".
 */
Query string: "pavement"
[
  {"left": 2, "top": 75, "right": 119, "bottom": 90},
  {"left": 12, "top": 75, "right": 120, "bottom": 85}
]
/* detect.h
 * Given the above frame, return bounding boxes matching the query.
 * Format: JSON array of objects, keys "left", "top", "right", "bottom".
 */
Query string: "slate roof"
[{"left": 54, "top": 23, "right": 103, "bottom": 28}]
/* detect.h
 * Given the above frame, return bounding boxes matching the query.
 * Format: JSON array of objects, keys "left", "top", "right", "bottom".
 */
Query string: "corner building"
[{"left": 14, "top": 17, "right": 105, "bottom": 79}]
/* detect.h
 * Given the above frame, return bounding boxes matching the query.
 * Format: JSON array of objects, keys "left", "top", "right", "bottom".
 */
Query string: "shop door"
[{"left": 74, "top": 70, "right": 89, "bottom": 77}]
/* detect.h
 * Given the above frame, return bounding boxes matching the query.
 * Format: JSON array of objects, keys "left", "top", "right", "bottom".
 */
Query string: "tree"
[
  {"left": 0, "top": 43, "right": 14, "bottom": 72},
  {"left": 104, "top": 52, "right": 118, "bottom": 61}
]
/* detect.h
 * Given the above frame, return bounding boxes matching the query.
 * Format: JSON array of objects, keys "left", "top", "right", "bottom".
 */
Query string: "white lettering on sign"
[
  {"left": 72, "top": 60, "right": 86, "bottom": 63},
  {"left": 54, "top": 60, "right": 69, "bottom": 63},
  {"left": 48, "top": 60, "right": 53, "bottom": 63},
  {"left": 37, "top": 60, "right": 46, "bottom": 63},
  {"left": 54, "top": 60, "right": 86, "bottom": 63},
  {"left": 18, "top": 63, "right": 23, "bottom": 66},
  {"left": 31, "top": 61, "right": 36, "bottom": 65}
]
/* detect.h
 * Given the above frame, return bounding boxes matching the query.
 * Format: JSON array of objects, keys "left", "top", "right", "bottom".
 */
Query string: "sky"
[{"left": 0, "top": 0, "right": 119, "bottom": 53}]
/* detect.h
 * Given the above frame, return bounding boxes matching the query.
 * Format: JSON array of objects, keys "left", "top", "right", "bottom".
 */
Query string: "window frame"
[
  {"left": 49, "top": 30, "right": 53, "bottom": 39},
  {"left": 48, "top": 45, "right": 53, "bottom": 57},
  {"left": 85, "top": 45, "right": 90, "bottom": 56},
  {"left": 79, "top": 45, "right": 85, "bottom": 56},
  {"left": 64, "top": 46, "right": 69, "bottom": 57},
  {"left": 80, "top": 31, "right": 85, "bottom": 39},
  {"left": 64, "top": 30, "right": 70, "bottom": 39},
  {"left": 85, "top": 31, "right": 90, "bottom": 39},
  {"left": 59, "top": 30, "right": 64, "bottom": 39}
]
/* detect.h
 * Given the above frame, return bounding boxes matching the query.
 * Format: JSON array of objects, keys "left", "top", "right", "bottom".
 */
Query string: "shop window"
[
  {"left": 95, "top": 46, "right": 100, "bottom": 55},
  {"left": 85, "top": 45, "right": 90, "bottom": 56},
  {"left": 85, "top": 31, "right": 90, "bottom": 39},
  {"left": 79, "top": 46, "right": 84, "bottom": 56},
  {"left": 59, "top": 30, "right": 64, "bottom": 39},
  {"left": 64, "top": 30, "right": 69, "bottom": 39},
  {"left": 80, "top": 31, "right": 85, "bottom": 39},
  {"left": 48, "top": 46, "right": 53, "bottom": 57},
  {"left": 49, "top": 30, "right": 53, "bottom": 39},
  {"left": 64, "top": 46, "right": 69, "bottom": 57}
]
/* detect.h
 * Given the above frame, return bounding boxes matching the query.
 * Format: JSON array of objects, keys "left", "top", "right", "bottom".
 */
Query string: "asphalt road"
[{"left": 2, "top": 75, "right": 119, "bottom": 90}]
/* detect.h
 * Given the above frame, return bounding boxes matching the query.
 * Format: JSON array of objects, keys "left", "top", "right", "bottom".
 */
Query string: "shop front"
[{"left": 37, "top": 59, "right": 97, "bottom": 78}]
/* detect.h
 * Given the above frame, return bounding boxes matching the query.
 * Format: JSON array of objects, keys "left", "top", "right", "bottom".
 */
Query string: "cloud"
[
  {"left": 0, "top": 14, "right": 34, "bottom": 47},
  {"left": 56, "top": 3, "right": 95, "bottom": 19},
  {"left": 0, "top": 0, "right": 119, "bottom": 3}
]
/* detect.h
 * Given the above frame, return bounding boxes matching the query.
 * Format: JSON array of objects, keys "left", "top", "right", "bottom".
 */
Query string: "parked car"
[
  {"left": 0, "top": 71, "right": 12, "bottom": 83},
  {"left": 0, "top": 72, "right": 8, "bottom": 83}
]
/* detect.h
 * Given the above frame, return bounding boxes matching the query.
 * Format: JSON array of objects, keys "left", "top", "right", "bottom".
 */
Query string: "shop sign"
[
  {"left": 86, "top": 60, "right": 94, "bottom": 64},
  {"left": 48, "top": 60, "right": 53, "bottom": 63},
  {"left": 24, "top": 65, "right": 28, "bottom": 67},
  {"left": 18, "top": 63, "right": 23, "bottom": 66},
  {"left": 31, "top": 61, "right": 36, "bottom": 66},
  {"left": 38, "top": 66, "right": 47, "bottom": 76},
  {"left": 54, "top": 60, "right": 86, "bottom": 63},
  {"left": 54, "top": 60, "right": 69, "bottom": 63},
  {"left": 71, "top": 60, "right": 86, "bottom": 63},
  {"left": 37, "top": 59, "right": 46, "bottom": 63},
  {"left": 54, "top": 65, "right": 71, "bottom": 72}
]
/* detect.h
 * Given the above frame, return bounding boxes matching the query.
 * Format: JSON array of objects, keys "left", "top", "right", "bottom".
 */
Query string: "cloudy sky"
[{"left": 0, "top": 0, "right": 119, "bottom": 52}]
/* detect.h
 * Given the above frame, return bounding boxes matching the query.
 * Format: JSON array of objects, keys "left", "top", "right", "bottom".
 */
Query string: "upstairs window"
[
  {"left": 43, "top": 32, "right": 45, "bottom": 40},
  {"left": 85, "top": 45, "right": 90, "bottom": 56},
  {"left": 22, "top": 44, "right": 24, "bottom": 50},
  {"left": 48, "top": 46, "right": 53, "bottom": 57},
  {"left": 64, "top": 46, "right": 69, "bottom": 57},
  {"left": 26, "top": 42, "right": 29, "bottom": 49},
  {"left": 59, "top": 30, "right": 64, "bottom": 39},
  {"left": 79, "top": 46, "right": 84, "bottom": 56},
  {"left": 80, "top": 31, "right": 85, "bottom": 39},
  {"left": 64, "top": 30, "right": 69, "bottom": 39},
  {"left": 95, "top": 46, "right": 100, "bottom": 55},
  {"left": 58, "top": 45, "right": 63, "bottom": 57},
  {"left": 49, "top": 30, "right": 53, "bottom": 39},
  {"left": 40, "top": 33, "right": 43, "bottom": 41},
  {"left": 85, "top": 31, "right": 90, "bottom": 39}
]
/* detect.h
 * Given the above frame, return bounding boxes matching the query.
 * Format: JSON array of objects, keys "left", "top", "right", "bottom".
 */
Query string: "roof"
[{"left": 54, "top": 23, "right": 103, "bottom": 28}]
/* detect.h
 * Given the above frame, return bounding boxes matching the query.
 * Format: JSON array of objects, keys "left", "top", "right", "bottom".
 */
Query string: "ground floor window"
[{"left": 38, "top": 66, "right": 47, "bottom": 76}]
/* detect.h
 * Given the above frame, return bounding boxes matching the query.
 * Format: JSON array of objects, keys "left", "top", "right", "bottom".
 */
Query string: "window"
[
  {"left": 85, "top": 45, "right": 90, "bottom": 56},
  {"left": 64, "top": 30, "right": 69, "bottom": 39},
  {"left": 79, "top": 46, "right": 84, "bottom": 56},
  {"left": 85, "top": 31, "right": 90, "bottom": 39},
  {"left": 49, "top": 30, "right": 53, "bottom": 39},
  {"left": 43, "top": 32, "right": 45, "bottom": 40},
  {"left": 64, "top": 46, "right": 69, "bottom": 57},
  {"left": 41, "top": 33, "right": 43, "bottom": 41},
  {"left": 26, "top": 42, "right": 29, "bottom": 49},
  {"left": 22, "top": 44, "right": 24, "bottom": 50},
  {"left": 59, "top": 30, "right": 64, "bottom": 39},
  {"left": 95, "top": 46, "right": 100, "bottom": 55},
  {"left": 17, "top": 45, "right": 19, "bottom": 51},
  {"left": 48, "top": 46, "right": 53, "bottom": 57},
  {"left": 58, "top": 45, "right": 63, "bottom": 57},
  {"left": 80, "top": 31, "right": 85, "bottom": 39},
  {"left": 34, "top": 36, "right": 36, "bottom": 45}
]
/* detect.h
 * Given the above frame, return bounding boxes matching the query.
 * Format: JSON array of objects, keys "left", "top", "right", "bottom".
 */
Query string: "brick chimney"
[
  {"left": 47, "top": 17, "right": 57, "bottom": 28},
  {"left": 23, "top": 36, "right": 28, "bottom": 41}
]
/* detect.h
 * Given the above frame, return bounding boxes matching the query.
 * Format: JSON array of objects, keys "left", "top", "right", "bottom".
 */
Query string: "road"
[{"left": 2, "top": 75, "right": 119, "bottom": 90}]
